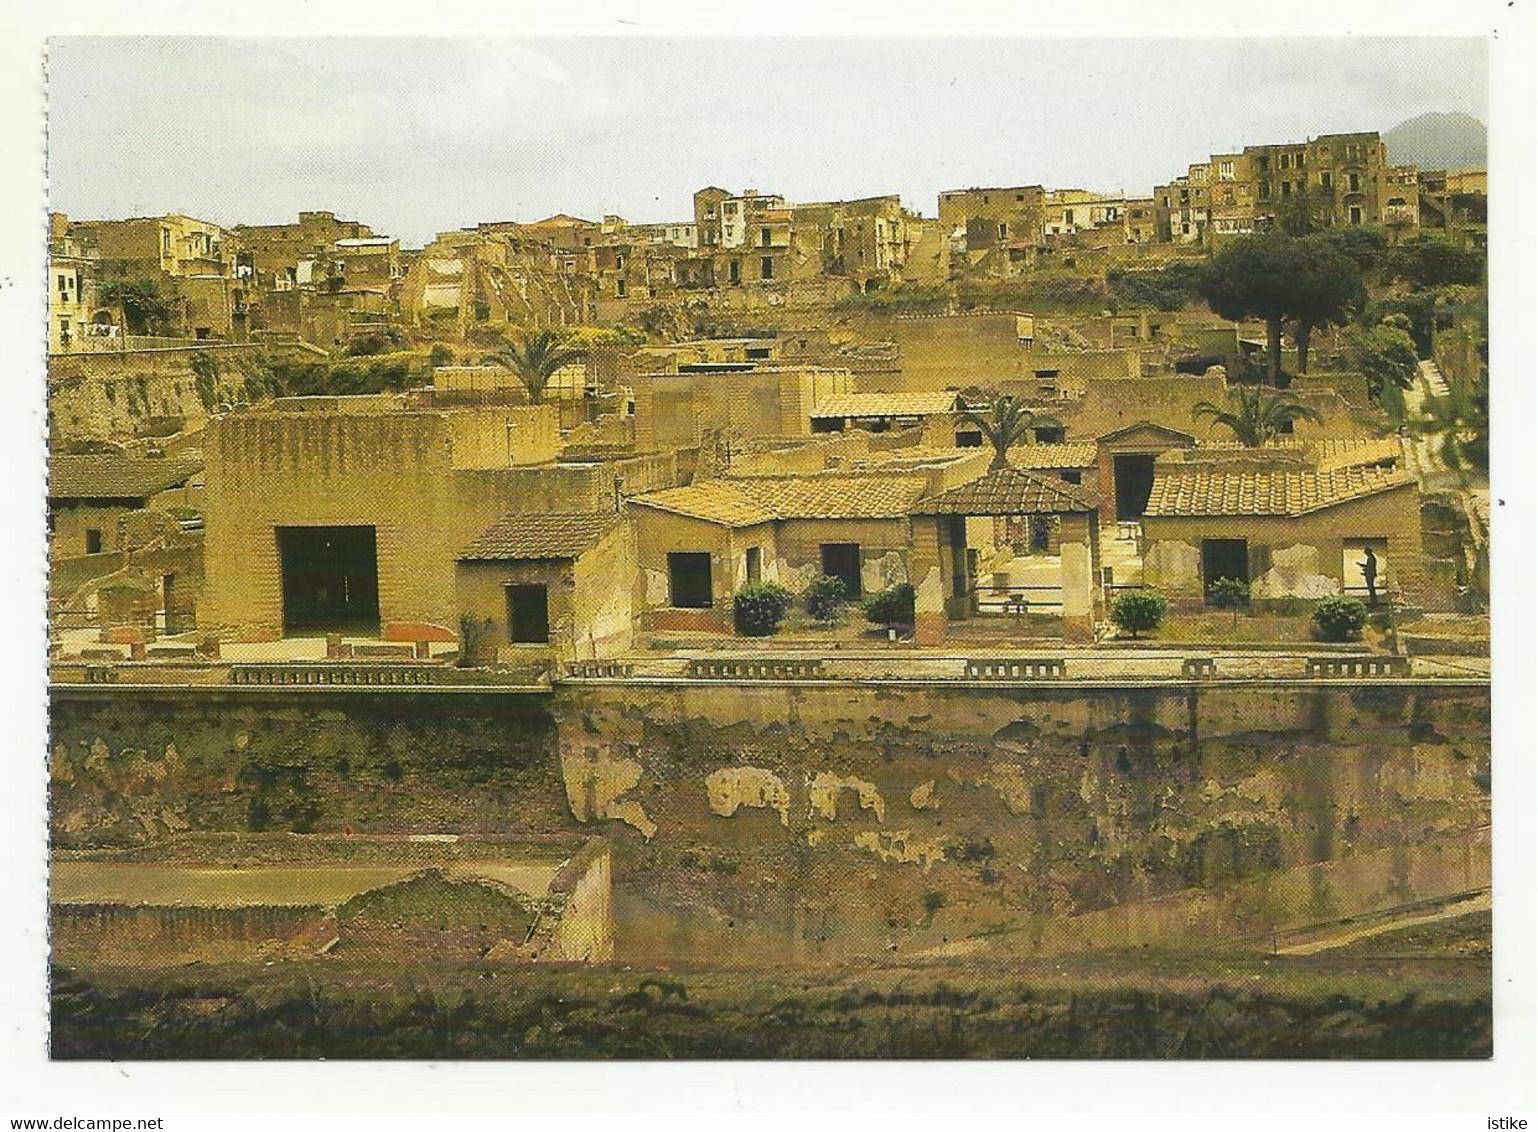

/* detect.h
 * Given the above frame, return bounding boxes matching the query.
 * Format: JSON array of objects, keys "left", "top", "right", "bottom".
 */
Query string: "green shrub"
[
  {"left": 863, "top": 583, "right": 916, "bottom": 628},
  {"left": 806, "top": 574, "right": 850, "bottom": 623},
  {"left": 428, "top": 343, "right": 454, "bottom": 367},
  {"left": 1312, "top": 595, "right": 1369, "bottom": 641},
  {"left": 734, "top": 581, "right": 793, "bottom": 636},
  {"left": 1110, "top": 590, "right": 1168, "bottom": 639}
]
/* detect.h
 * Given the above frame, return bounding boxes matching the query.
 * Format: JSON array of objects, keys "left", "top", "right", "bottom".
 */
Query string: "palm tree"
[
  {"left": 1191, "top": 384, "right": 1323, "bottom": 447},
  {"left": 491, "top": 328, "right": 586, "bottom": 405},
  {"left": 960, "top": 396, "right": 1063, "bottom": 470}
]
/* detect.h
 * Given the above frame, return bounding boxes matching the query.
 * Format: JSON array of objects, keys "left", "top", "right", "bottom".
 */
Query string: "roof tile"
[
  {"left": 459, "top": 511, "right": 621, "bottom": 560},
  {"left": 631, "top": 474, "right": 928, "bottom": 527},
  {"left": 1007, "top": 443, "right": 1099, "bottom": 469},
  {"left": 48, "top": 455, "right": 202, "bottom": 501},
  {"left": 1144, "top": 467, "right": 1415, "bottom": 518},
  {"left": 812, "top": 391, "right": 962, "bottom": 418},
  {"left": 916, "top": 466, "right": 1100, "bottom": 516}
]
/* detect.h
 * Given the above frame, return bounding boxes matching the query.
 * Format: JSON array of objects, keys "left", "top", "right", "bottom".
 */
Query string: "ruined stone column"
[
  {"left": 910, "top": 516, "right": 947, "bottom": 645},
  {"left": 1060, "top": 512, "right": 1096, "bottom": 642}
]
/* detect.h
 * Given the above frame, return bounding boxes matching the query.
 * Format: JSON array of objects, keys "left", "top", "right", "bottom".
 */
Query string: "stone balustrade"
[
  {"left": 1304, "top": 655, "right": 1411, "bottom": 678},
  {"left": 963, "top": 658, "right": 1066, "bottom": 680},
  {"left": 564, "top": 661, "right": 635, "bottom": 679},
  {"left": 685, "top": 658, "right": 828, "bottom": 680},
  {"left": 228, "top": 664, "right": 445, "bottom": 686}
]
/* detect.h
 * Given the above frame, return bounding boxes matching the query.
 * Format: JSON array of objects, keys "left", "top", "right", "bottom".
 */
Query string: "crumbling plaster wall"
[
  {"left": 51, "top": 680, "right": 1489, "bottom": 965},
  {"left": 551, "top": 680, "right": 1489, "bottom": 961}
]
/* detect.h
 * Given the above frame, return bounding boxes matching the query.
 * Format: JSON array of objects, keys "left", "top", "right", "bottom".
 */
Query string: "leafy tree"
[
  {"left": 1318, "top": 225, "right": 1390, "bottom": 274},
  {"left": 1291, "top": 235, "right": 1369, "bottom": 374},
  {"left": 1364, "top": 290, "right": 1437, "bottom": 357},
  {"left": 1207, "top": 577, "right": 1251, "bottom": 628},
  {"left": 733, "top": 582, "right": 793, "bottom": 636},
  {"left": 959, "top": 396, "right": 1063, "bottom": 470},
  {"left": 97, "top": 279, "right": 174, "bottom": 335},
  {"left": 1271, "top": 184, "right": 1337, "bottom": 237},
  {"left": 428, "top": 343, "right": 454, "bottom": 367},
  {"left": 1386, "top": 233, "right": 1485, "bottom": 288},
  {"left": 1191, "top": 384, "right": 1324, "bottom": 447},
  {"left": 1312, "top": 596, "right": 1368, "bottom": 642},
  {"left": 1347, "top": 322, "right": 1420, "bottom": 403},
  {"left": 806, "top": 575, "right": 850, "bottom": 623},
  {"left": 1110, "top": 590, "right": 1167, "bottom": 640},
  {"left": 1197, "top": 233, "right": 1362, "bottom": 384},
  {"left": 491, "top": 329, "right": 586, "bottom": 405}
]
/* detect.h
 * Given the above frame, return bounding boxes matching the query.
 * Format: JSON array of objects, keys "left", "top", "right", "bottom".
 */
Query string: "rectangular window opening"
[
  {"left": 668, "top": 551, "right": 713, "bottom": 609},
  {"left": 506, "top": 584, "right": 551, "bottom": 644}
]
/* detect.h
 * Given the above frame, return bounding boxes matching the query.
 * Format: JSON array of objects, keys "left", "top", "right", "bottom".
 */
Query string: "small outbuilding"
[
  {"left": 456, "top": 511, "right": 637, "bottom": 662},
  {"left": 47, "top": 453, "right": 202, "bottom": 562}
]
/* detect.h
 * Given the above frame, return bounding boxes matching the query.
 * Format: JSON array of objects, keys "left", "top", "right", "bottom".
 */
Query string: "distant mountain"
[{"left": 1384, "top": 112, "right": 1487, "bottom": 171}]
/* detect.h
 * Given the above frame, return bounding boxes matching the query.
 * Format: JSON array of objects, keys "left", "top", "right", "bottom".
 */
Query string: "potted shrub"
[
  {"left": 733, "top": 581, "right": 793, "bottom": 637},
  {"left": 1312, "top": 595, "right": 1369, "bottom": 642},
  {"left": 806, "top": 574, "right": 850, "bottom": 624},
  {"left": 863, "top": 583, "right": 916, "bottom": 638},
  {"left": 1110, "top": 589, "right": 1168, "bottom": 640}
]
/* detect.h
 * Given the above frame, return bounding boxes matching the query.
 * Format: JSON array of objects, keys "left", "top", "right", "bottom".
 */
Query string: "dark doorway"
[
  {"left": 667, "top": 551, "right": 713, "bottom": 608},
  {"left": 1029, "top": 516, "right": 1052, "bottom": 553},
  {"left": 1202, "top": 538, "right": 1251, "bottom": 597},
  {"left": 745, "top": 546, "right": 762, "bottom": 584},
  {"left": 277, "top": 526, "right": 380, "bottom": 634},
  {"left": 1113, "top": 453, "right": 1157, "bottom": 521},
  {"left": 820, "top": 543, "right": 863, "bottom": 597},
  {"left": 506, "top": 584, "right": 551, "bottom": 644}
]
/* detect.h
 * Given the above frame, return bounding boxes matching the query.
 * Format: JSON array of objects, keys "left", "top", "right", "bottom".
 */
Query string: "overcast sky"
[{"left": 47, "top": 37, "right": 1487, "bottom": 247}]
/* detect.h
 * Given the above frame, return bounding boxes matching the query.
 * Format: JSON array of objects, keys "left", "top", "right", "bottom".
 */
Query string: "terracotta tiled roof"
[
  {"left": 916, "top": 466, "right": 1100, "bottom": 516},
  {"left": 459, "top": 511, "right": 621, "bottom": 560},
  {"left": 48, "top": 454, "right": 202, "bottom": 501},
  {"left": 1144, "top": 467, "right": 1416, "bottom": 518},
  {"left": 1006, "top": 443, "right": 1099, "bottom": 469},
  {"left": 629, "top": 482, "right": 778, "bottom": 528},
  {"left": 1192, "top": 435, "right": 1403, "bottom": 472},
  {"left": 745, "top": 476, "right": 930, "bottom": 519},
  {"left": 811, "top": 391, "right": 963, "bottom": 418},
  {"left": 630, "top": 474, "right": 927, "bottom": 528}
]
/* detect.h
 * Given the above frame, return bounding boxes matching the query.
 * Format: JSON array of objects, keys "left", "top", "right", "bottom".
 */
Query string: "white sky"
[{"left": 47, "top": 37, "right": 1487, "bottom": 247}]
